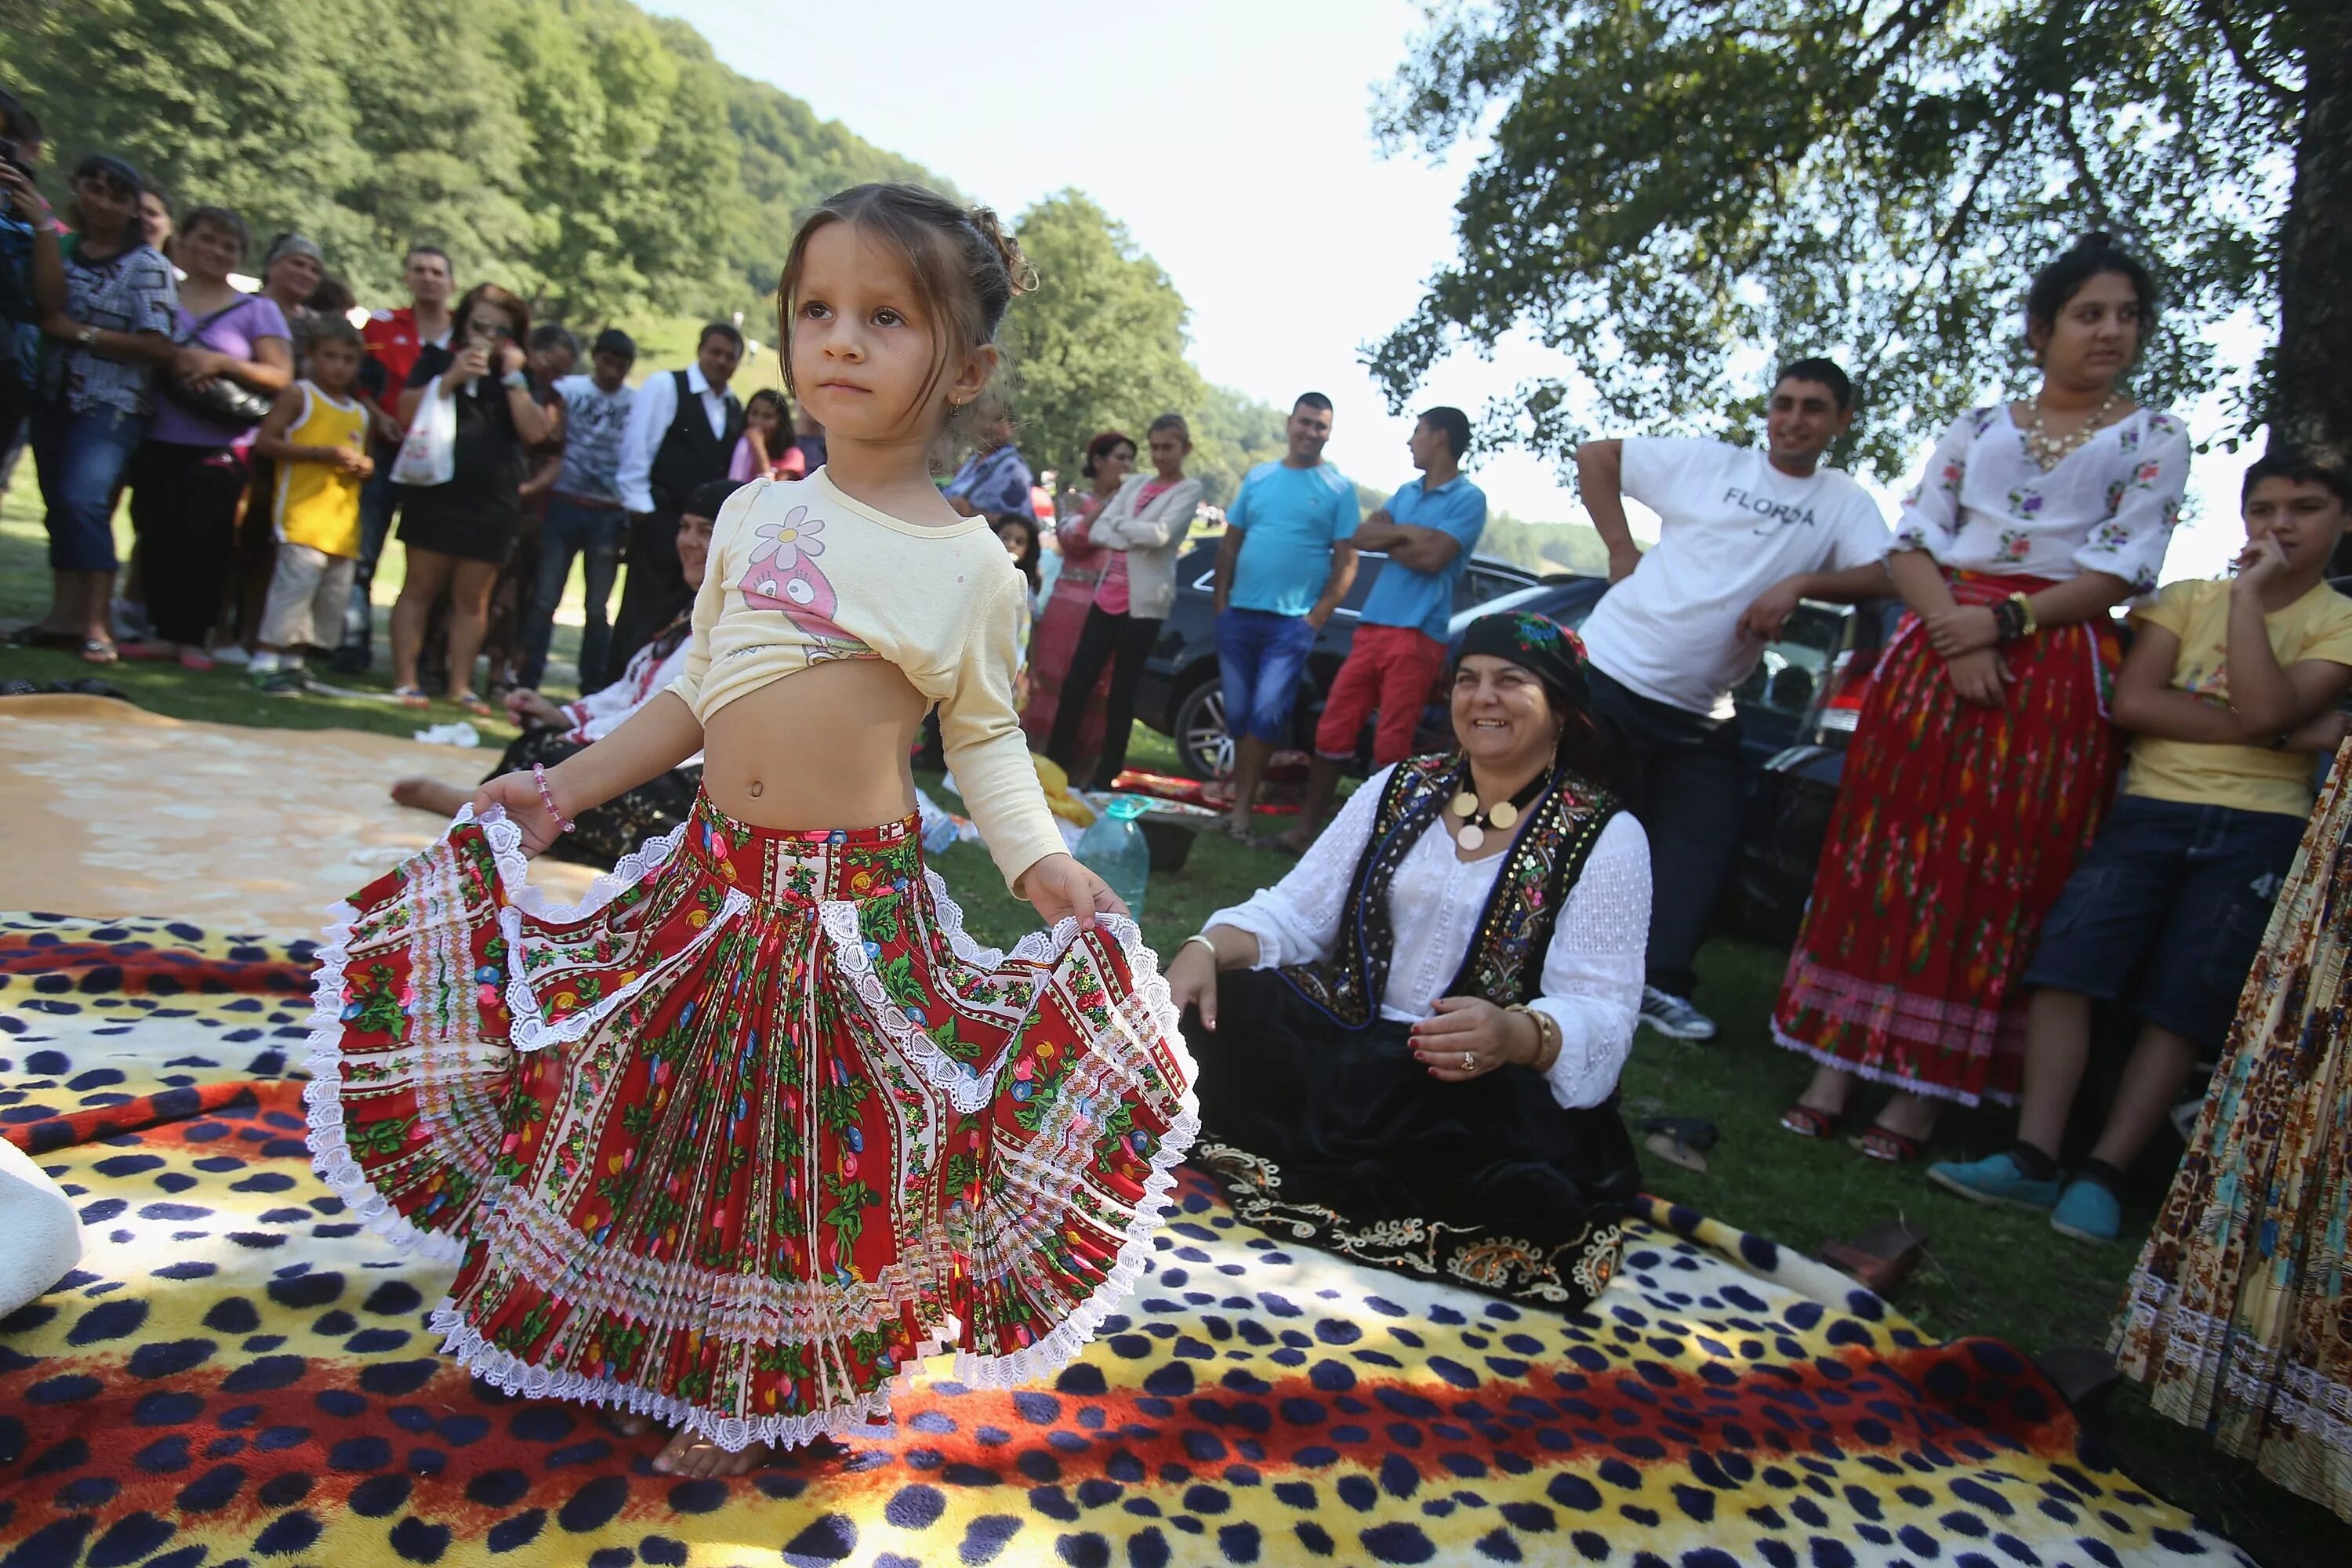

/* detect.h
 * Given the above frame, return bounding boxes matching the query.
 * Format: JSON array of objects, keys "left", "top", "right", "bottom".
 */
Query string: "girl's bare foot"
[
  {"left": 652, "top": 1428, "right": 772, "bottom": 1478},
  {"left": 390, "top": 777, "right": 469, "bottom": 816}
]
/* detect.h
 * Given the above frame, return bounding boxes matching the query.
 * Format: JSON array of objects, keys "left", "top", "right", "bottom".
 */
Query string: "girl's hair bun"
[{"left": 967, "top": 205, "right": 1038, "bottom": 297}]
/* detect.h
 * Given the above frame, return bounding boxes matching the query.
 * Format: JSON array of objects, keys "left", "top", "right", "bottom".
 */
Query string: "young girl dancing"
[{"left": 304, "top": 183, "right": 1199, "bottom": 1478}]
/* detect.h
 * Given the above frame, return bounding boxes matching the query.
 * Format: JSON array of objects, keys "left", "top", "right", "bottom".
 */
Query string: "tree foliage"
[
  {"left": 1372, "top": 0, "right": 2323, "bottom": 481},
  {"left": 976, "top": 191, "right": 1288, "bottom": 509},
  {"left": 0, "top": 0, "right": 949, "bottom": 323},
  {"left": 998, "top": 191, "right": 1207, "bottom": 490}
]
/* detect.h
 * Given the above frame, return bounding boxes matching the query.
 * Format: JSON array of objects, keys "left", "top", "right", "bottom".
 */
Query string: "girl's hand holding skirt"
[{"left": 302, "top": 792, "right": 1198, "bottom": 1452}]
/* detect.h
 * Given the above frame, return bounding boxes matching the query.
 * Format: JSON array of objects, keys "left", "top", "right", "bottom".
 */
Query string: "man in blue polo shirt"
[
  {"left": 1212, "top": 391, "right": 1359, "bottom": 838},
  {"left": 1280, "top": 407, "right": 1488, "bottom": 850}
]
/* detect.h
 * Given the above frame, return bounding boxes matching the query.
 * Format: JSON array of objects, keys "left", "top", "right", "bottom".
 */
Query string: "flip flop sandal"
[
  {"left": 1849, "top": 1123, "right": 1926, "bottom": 1163},
  {"left": 1639, "top": 1116, "right": 1720, "bottom": 1173},
  {"left": 392, "top": 685, "right": 431, "bottom": 709},
  {"left": 80, "top": 637, "right": 119, "bottom": 665},
  {"left": 1777, "top": 1103, "right": 1843, "bottom": 1139},
  {"left": 1818, "top": 1219, "right": 1929, "bottom": 1294},
  {"left": 453, "top": 693, "right": 493, "bottom": 717}
]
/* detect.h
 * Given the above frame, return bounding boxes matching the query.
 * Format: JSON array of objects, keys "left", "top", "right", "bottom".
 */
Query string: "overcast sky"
[{"left": 655, "top": 0, "right": 2256, "bottom": 579}]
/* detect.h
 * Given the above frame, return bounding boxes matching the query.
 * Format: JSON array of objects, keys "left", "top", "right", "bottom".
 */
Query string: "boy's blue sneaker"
[
  {"left": 2049, "top": 1178, "right": 2122, "bottom": 1243},
  {"left": 1925, "top": 1152, "right": 2061, "bottom": 1212}
]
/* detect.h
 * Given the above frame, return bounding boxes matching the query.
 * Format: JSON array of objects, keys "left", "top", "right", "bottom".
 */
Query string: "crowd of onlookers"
[
  {"left": 7, "top": 78, "right": 2352, "bottom": 1520},
  {"left": 0, "top": 94, "right": 822, "bottom": 715}
]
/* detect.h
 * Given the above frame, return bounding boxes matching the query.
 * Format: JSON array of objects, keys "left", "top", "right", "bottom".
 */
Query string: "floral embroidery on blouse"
[{"left": 1890, "top": 405, "right": 2188, "bottom": 589}]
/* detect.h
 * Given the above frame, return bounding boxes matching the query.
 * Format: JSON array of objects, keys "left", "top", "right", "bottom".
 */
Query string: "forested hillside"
[
  {"left": 0, "top": 0, "right": 1298, "bottom": 495},
  {"left": 0, "top": 0, "right": 943, "bottom": 325}
]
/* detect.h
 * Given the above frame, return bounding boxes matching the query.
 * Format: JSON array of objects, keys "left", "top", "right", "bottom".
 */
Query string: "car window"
[
  {"left": 1338, "top": 554, "right": 1385, "bottom": 614},
  {"left": 1731, "top": 604, "right": 1846, "bottom": 720},
  {"left": 1455, "top": 565, "right": 1523, "bottom": 615}
]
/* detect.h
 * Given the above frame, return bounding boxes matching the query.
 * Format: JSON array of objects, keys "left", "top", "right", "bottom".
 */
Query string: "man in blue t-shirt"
[
  {"left": 1281, "top": 406, "right": 1487, "bottom": 850},
  {"left": 1210, "top": 391, "right": 1359, "bottom": 837}
]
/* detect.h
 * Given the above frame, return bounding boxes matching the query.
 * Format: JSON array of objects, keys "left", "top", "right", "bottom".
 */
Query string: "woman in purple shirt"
[{"left": 122, "top": 206, "right": 291, "bottom": 667}]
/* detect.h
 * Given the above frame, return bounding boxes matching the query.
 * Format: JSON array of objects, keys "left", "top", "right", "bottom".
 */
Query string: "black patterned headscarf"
[{"left": 1454, "top": 610, "right": 1589, "bottom": 713}]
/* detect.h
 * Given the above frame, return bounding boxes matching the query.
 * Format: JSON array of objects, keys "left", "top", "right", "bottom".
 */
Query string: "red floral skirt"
[
  {"left": 1771, "top": 573, "right": 2121, "bottom": 1105},
  {"left": 303, "top": 792, "right": 1197, "bottom": 1450}
]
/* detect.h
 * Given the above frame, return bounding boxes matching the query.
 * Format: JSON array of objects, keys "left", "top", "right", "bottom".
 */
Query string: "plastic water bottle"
[
  {"left": 1073, "top": 796, "right": 1150, "bottom": 922},
  {"left": 916, "top": 792, "right": 963, "bottom": 855}
]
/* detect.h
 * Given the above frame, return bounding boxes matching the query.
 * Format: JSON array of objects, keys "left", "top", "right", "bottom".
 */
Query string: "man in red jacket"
[{"left": 335, "top": 244, "right": 454, "bottom": 671}]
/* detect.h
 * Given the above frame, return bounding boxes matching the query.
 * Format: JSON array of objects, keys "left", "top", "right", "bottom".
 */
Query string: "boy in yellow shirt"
[
  {"left": 1929, "top": 448, "right": 2352, "bottom": 1241},
  {"left": 249, "top": 320, "right": 372, "bottom": 695}
]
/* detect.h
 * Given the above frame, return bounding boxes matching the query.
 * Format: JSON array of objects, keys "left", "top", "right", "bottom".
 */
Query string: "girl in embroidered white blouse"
[{"left": 1165, "top": 612, "right": 1652, "bottom": 1310}]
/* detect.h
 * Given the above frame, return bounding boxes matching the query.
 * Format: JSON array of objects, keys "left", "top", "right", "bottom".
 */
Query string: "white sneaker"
[
  {"left": 1639, "top": 986, "right": 1719, "bottom": 1041},
  {"left": 212, "top": 644, "right": 252, "bottom": 667}
]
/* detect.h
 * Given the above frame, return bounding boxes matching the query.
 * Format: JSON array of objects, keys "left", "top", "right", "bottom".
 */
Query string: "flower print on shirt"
[
  {"left": 2005, "top": 486, "right": 2047, "bottom": 522},
  {"left": 740, "top": 505, "right": 871, "bottom": 656},
  {"left": 1992, "top": 528, "right": 2034, "bottom": 564}
]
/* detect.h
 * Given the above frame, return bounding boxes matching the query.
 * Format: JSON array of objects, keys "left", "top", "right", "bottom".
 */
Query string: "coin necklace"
[
  {"left": 2023, "top": 387, "right": 2122, "bottom": 472},
  {"left": 1448, "top": 772, "right": 1548, "bottom": 851}
]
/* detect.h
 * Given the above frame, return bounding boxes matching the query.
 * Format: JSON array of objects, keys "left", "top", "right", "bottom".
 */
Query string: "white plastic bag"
[{"left": 390, "top": 376, "right": 456, "bottom": 487}]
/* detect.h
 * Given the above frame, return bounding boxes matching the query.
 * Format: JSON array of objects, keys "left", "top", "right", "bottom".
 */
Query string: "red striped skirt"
[
  {"left": 303, "top": 791, "right": 1197, "bottom": 1450},
  {"left": 1771, "top": 573, "right": 2121, "bottom": 1105}
]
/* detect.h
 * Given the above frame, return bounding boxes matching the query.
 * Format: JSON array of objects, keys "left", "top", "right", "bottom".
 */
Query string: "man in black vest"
[{"left": 606, "top": 321, "right": 744, "bottom": 685}]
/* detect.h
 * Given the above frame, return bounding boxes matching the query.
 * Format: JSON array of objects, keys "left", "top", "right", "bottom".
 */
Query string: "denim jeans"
[
  {"left": 1214, "top": 607, "right": 1318, "bottom": 744},
  {"left": 30, "top": 404, "right": 146, "bottom": 572},
  {"left": 2023, "top": 793, "right": 2307, "bottom": 1050},
  {"left": 1584, "top": 666, "right": 1746, "bottom": 1000},
  {"left": 523, "top": 495, "right": 626, "bottom": 689}
]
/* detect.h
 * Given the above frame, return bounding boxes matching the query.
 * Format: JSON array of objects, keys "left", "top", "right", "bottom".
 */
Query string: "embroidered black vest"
[
  {"left": 648, "top": 369, "right": 744, "bottom": 514},
  {"left": 1277, "top": 753, "right": 1620, "bottom": 1029}
]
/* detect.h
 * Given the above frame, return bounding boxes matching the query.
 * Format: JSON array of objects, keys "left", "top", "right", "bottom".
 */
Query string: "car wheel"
[{"left": 1172, "top": 678, "right": 1232, "bottom": 780}]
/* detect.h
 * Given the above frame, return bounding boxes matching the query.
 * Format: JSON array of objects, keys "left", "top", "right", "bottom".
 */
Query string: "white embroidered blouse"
[
  {"left": 1204, "top": 764, "right": 1651, "bottom": 1111},
  {"left": 559, "top": 635, "right": 696, "bottom": 753},
  {"left": 1890, "top": 405, "right": 2190, "bottom": 595}
]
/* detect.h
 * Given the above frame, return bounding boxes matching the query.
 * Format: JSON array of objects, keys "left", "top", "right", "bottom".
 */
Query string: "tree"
[
  {"left": 1181, "top": 383, "right": 1291, "bottom": 510},
  {"left": 0, "top": 0, "right": 953, "bottom": 323},
  {"left": 996, "top": 191, "right": 1207, "bottom": 485},
  {"left": 1370, "top": 1, "right": 2345, "bottom": 495}
]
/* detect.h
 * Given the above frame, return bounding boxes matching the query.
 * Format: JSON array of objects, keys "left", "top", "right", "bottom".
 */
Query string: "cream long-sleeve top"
[
  {"left": 667, "top": 471, "right": 1067, "bottom": 887},
  {"left": 1204, "top": 763, "right": 1651, "bottom": 1109}
]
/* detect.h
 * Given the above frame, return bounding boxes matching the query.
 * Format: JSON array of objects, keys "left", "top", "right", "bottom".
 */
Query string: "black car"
[
  {"left": 1132, "top": 543, "right": 1546, "bottom": 778},
  {"left": 1409, "top": 579, "right": 1893, "bottom": 944},
  {"left": 1405, "top": 579, "right": 1858, "bottom": 774}
]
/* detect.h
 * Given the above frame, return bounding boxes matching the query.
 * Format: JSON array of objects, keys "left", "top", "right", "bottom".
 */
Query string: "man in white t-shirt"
[{"left": 1576, "top": 358, "right": 1892, "bottom": 1041}]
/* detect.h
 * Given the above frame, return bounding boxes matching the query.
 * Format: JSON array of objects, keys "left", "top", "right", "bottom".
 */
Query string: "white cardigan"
[
  {"left": 1206, "top": 764, "right": 1651, "bottom": 1109},
  {"left": 1088, "top": 471, "right": 1204, "bottom": 619}
]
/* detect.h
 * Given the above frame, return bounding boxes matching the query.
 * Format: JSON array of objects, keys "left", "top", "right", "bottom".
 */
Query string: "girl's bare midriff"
[{"left": 699, "top": 658, "right": 932, "bottom": 832}]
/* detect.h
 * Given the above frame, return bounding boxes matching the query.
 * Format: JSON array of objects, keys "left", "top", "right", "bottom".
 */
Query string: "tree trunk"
[{"left": 2277, "top": 7, "right": 2352, "bottom": 569}]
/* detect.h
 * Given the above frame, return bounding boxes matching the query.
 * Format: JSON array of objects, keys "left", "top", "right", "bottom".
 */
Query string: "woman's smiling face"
[{"left": 1450, "top": 653, "right": 1556, "bottom": 771}]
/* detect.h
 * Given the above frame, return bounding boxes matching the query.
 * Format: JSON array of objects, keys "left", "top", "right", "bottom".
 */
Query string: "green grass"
[{"left": 2, "top": 466, "right": 2341, "bottom": 1559}]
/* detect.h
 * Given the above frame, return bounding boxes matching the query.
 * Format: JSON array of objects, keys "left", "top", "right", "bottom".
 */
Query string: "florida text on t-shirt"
[{"left": 1578, "top": 437, "right": 1890, "bottom": 717}]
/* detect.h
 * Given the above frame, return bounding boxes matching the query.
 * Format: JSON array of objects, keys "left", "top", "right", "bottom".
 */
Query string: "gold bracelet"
[
  {"left": 2009, "top": 590, "right": 2038, "bottom": 638},
  {"left": 1179, "top": 933, "right": 1219, "bottom": 965},
  {"left": 1508, "top": 1004, "right": 1561, "bottom": 1073}
]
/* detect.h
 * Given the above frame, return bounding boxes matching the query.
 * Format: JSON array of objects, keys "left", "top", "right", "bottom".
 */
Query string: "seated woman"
[
  {"left": 389, "top": 479, "right": 739, "bottom": 866},
  {"left": 1163, "top": 611, "right": 1650, "bottom": 1310}
]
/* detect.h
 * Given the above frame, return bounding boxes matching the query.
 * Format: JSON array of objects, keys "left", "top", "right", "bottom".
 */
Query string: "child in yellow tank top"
[
  {"left": 249, "top": 322, "right": 375, "bottom": 692},
  {"left": 302, "top": 185, "right": 1196, "bottom": 1475}
]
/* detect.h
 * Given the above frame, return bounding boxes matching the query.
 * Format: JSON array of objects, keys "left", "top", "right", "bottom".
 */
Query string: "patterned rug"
[{"left": 0, "top": 914, "right": 2252, "bottom": 1568}]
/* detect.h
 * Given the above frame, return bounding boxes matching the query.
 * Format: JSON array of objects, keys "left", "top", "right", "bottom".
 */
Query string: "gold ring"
[{"left": 1461, "top": 1051, "right": 1475, "bottom": 1072}]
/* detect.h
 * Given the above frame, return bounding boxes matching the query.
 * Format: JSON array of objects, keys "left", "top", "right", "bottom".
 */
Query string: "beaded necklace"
[{"left": 2022, "top": 388, "right": 2122, "bottom": 472}]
